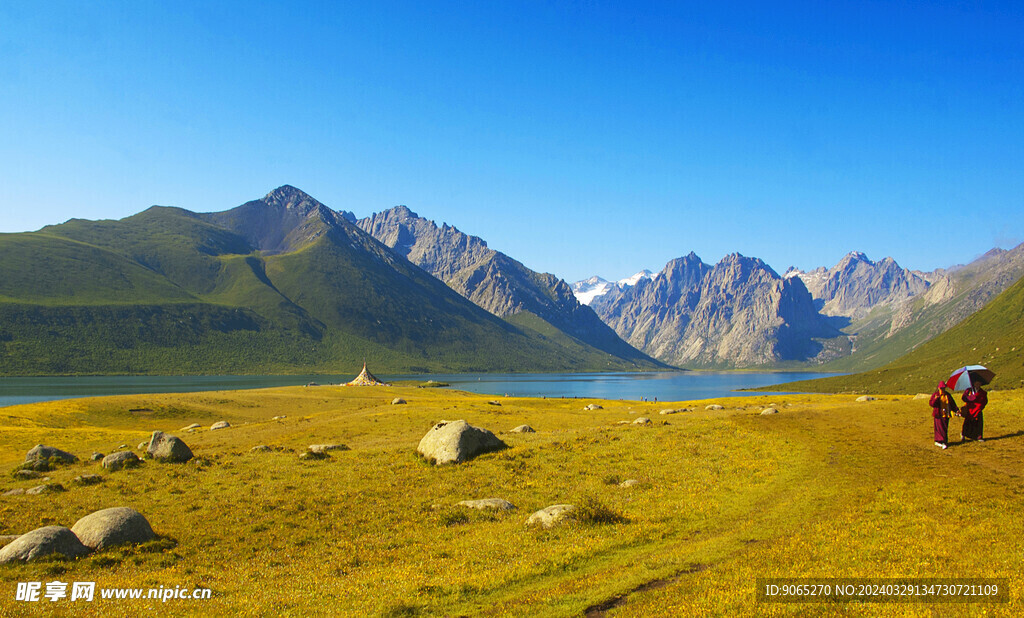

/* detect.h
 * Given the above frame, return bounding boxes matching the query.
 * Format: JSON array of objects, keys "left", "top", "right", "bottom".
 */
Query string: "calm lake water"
[{"left": 0, "top": 371, "right": 838, "bottom": 408}]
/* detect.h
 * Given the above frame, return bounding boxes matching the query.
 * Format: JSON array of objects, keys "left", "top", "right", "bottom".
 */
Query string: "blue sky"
[{"left": 2, "top": 1, "right": 1022, "bottom": 281}]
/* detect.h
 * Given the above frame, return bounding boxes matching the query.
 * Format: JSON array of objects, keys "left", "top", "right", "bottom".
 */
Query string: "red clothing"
[
  {"left": 961, "top": 387, "right": 988, "bottom": 420},
  {"left": 929, "top": 389, "right": 959, "bottom": 419}
]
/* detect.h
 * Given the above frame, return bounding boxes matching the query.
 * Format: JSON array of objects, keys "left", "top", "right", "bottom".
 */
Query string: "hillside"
[
  {"left": 0, "top": 187, "right": 663, "bottom": 375},
  {"left": 772, "top": 270, "right": 1024, "bottom": 394},
  {"left": 1, "top": 386, "right": 1021, "bottom": 615}
]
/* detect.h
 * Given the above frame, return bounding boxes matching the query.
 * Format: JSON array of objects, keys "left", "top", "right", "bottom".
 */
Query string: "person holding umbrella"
[
  {"left": 961, "top": 378, "right": 988, "bottom": 442},
  {"left": 929, "top": 381, "right": 959, "bottom": 449}
]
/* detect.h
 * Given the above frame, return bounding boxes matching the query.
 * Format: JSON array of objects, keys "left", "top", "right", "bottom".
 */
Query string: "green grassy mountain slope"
[
  {"left": 0, "top": 187, "right": 662, "bottom": 375},
  {"left": 773, "top": 272, "right": 1024, "bottom": 394}
]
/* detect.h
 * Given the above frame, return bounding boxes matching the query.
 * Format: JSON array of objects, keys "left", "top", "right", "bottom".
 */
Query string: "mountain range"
[{"left": 0, "top": 186, "right": 661, "bottom": 375}]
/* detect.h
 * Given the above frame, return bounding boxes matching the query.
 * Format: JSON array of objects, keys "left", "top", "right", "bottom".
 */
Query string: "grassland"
[{"left": 1, "top": 386, "right": 1022, "bottom": 616}]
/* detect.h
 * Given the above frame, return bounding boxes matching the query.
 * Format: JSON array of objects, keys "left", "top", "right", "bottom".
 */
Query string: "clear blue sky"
[{"left": 2, "top": 1, "right": 1022, "bottom": 281}]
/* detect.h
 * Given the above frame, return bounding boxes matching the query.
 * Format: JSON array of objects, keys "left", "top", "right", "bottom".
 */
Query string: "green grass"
[{"left": 2, "top": 386, "right": 1022, "bottom": 615}]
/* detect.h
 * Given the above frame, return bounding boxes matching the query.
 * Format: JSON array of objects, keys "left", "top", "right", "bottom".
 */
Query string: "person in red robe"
[
  {"left": 960, "top": 379, "right": 988, "bottom": 442},
  {"left": 929, "top": 381, "right": 958, "bottom": 449}
]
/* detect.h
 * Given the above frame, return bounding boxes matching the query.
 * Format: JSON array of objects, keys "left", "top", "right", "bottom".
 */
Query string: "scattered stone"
[
  {"left": 633, "top": 417, "right": 652, "bottom": 425},
  {"left": 250, "top": 445, "right": 273, "bottom": 453},
  {"left": 25, "top": 445, "right": 79, "bottom": 465},
  {"left": 299, "top": 450, "right": 329, "bottom": 461},
  {"left": 91, "top": 452, "right": 104, "bottom": 461},
  {"left": 71, "top": 507, "right": 156, "bottom": 550},
  {"left": 26, "top": 483, "right": 65, "bottom": 495},
  {"left": 0, "top": 526, "right": 90, "bottom": 563},
  {"left": 458, "top": 498, "right": 516, "bottom": 511},
  {"left": 210, "top": 421, "right": 231, "bottom": 431},
  {"left": 13, "top": 470, "right": 42, "bottom": 481},
  {"left": 510, "top": 425, "right": 535, "bottom": 433},
  {"left": 584, "top": 404, "right": 603, "bottom": 410},
  {"left": 73, "top": 474, "right": 104, "bottom": 486},
  {"left": 659, "top": 409, "right": 680, "bottom": 415},
  {"left": 615, "top": 420, "right": 631, "bottom": 425},
  {"left": 392, "top": 398, "right": 407, "bottom": 405},
  {"left": 117, "top": 444, "right": 128, "bottom": 450},
  {"left": 137, "top": 441, "right": 149, "bottom": 451},
  {"left": 102, "top": 451, "right": 141, "bottom": 472},
  {"left": 856, "top": 396, "right": 877, "bottom": 402},
  {"left": 487, "top": 400, "right": 501, "bottom": 406},
  {"left": 706, "top": 404, "right": 724, "bottom": 411},
  {"left": 619, "top": 479, "right": 640, "bottom": 488},
  {"left": 309, "top": 444, "right": 349, "bottom": 454},
  {"left": 147, "top": 431, "right": 194, "bottom": 463},
  {"left": 180, "top": 423, "right": 201, "bottom": 432},
  {"left": 18, "top": 459, "right": 51, "bottom": 472},
  {"left": 760, "top": 407, "right": 779, "bottom": 415},
  {"left": 914, "top": 393, "right": 930, "bottom": 400},
  {"left": 3, "top": 488, "right": 26, "bottom": 497},
  {"left": 527, "top": 504, "right": 576, "bottom": 528},
  {"left": 416, "top": 420, "right": 507, "bottom": 465},
  {"left": 271, "top": 415, "right": 287, "bottom": 420}
]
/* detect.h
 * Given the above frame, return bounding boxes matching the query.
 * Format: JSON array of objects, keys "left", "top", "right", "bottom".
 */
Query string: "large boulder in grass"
[
  {"left": 147, "top": 431, "right": 193, "bottom": 463},
  {"left": 0, "top": 526, "right": 90, "bottom": 563},
  {"left": 25, "top": 445, "right": 78, "bottom": 465},
  {"left": 102, "top": 451, "right": 141, "bottom": 472},
  {"left": 417, "top": 420, "right": 507, "bottom": 465},
  {"left": 71, "top": 507, "right": 155, "bottom": 550},
  {"left": 527, "top": 504, "right": 576, "bottom": 528}
]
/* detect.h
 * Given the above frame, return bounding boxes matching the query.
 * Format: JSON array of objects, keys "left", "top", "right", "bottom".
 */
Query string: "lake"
[{"left": 0, "top": 371, "right": 838, "bottom": 408}]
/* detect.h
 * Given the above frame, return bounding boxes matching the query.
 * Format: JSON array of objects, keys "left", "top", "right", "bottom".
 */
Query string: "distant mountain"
[
  {"left": 572, "top": 270, "right": 657, "bottom": 305},
  {"left": 0, "top": 186, "right": 663, "bottom": 375},
  {"left": 773, "top": 262, "right": 1024, "bottom": 394},
  {"left": 784, "top": 252, "right": 931, "bottom": 320},
  {"left": 590, "top": 252, "right": 848, "bottom": 368},
  {"left": 357, "top": 206, "right": 663, "bottom": 368}
]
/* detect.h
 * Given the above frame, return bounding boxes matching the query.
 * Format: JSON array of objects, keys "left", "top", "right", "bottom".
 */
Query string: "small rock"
[
  {"left": 102, "top": 451, "right": 141, "bottom": 472},
  {"left": 856, "top": 396, "right": 877, "bottom": 402},
  {"left": 306, "top": 382, "right": 320, "bottom": 387},
  {"left": 26, "top": 483, "right": 65, "bottom": 495},
  {"left": 510, "top": 425, "right": 535, "bottom": 433},
  {"left": 91, "top": 452, "right": 104, "bottom": 461},
  {"left": 137, "top": 441, "right": 149, "bottom": 451},
  {"left": 25, "top": 445, "right": 79, "bottom": 465},
  {"left": 117, "top": 444, "right": 128, "bottom": 450},
  {"left": 71, "top": 507, "right": 156, "bottom": 550},
  {"left": 416, "top": 420, "right": 507, "bottom": 465},
  {"left": 659, "top": 409, "right": 679, "bottom": 415},
  {"left": 527, "top": 504, "right": 576, "bottom": 528},
  {"left": 0, "top": 526, "right": 90, "bottom": 563},
  {"left": 180, "top": 423, "right": 201, "bottom": 432},
  {"left": 73, "top": 474, "right": 104, "bottom": 486},
  {"left": 458, "top": 498, "right": 516, "bottom": 511},
  {"left": 13, "top": 470, "right": 42, "bottom": 481},
  {"left": 299, "top": 450, "right": 329, "bottom": 461},
  {"left": 584, "top": 404, "right": 603, "bottom": 410},
  {"left": 615, "top": 420, "right": 631, "bottom": 425},
  {"left": 706, "top": 404, "right": 724, "bottom": 411},
  {"left": 309, "top": 444, "right": 349, "bottom": 454},
  {"left": 271, "top": 415, "right": 287, "bottom": 420},
  {"left": 392, "top": 398, "right": 407, "bottom": 405},
  {"left": 147, "top": 431, "right": 193, "bottom": 463},
  {"left": 760, "top": 407, "right": 779, "bottom": 415},
  {"left": 210, "top": 421, "right": 231, "bottom": 431},
  {"left": 633, "top": 417, "right": 652, "bottom": 425},
  {"left": 487, "top": 400, "right": 501, "bottom": 406},
  {"left": 913, "top": 393, "right": 930, "bottom": 400},
  {"left": 619, "top": 479, "right": 640, "bottom": 488},
  {"left": 3, "top": 488, "right": 26, "bottom": 497},
  {"left": 250, "top": 445, "right": 272, "bottom": 453}
]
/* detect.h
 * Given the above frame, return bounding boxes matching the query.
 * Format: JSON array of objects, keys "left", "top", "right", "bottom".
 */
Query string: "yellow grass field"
[{"left": 1, "top": 385, "right": 1022, "bottom": 616}]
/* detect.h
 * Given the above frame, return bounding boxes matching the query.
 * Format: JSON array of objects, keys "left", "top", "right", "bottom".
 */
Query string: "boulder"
[
  {"left": 856, "top": 396, "right": 877, "bottom": 402},
  {"left": 0, "top": 535, "right": 19, "bottom": 547},
  {"left": 91, "top": 452, "right": 105, "bottom": 461},
  {"left": 659, "top": 409, "right": 679, "bottom": 415},
  {"left": 510, "top": 425, "right": 535, "bottom": 433},
  {"left": 71, "top": 507, "right": 156, "bottom": 550},
  {"left": 26, "top": 483, "right": 65, "bottom": 495},
  {"left": 210, "top": 421, "right": 231, "bottom": 431},
  {"left": 309, "top": 444, "right": 349, "bottom": 454},
  {"left": 619, "top": 479, "right": 640, "bottom": 488},
  {"left": 18, "top": 459, "right": 51, "bottom": 472},
  {"left": 760, "top": 407, "right": 779, "bottom": 415},
  {"left": 633, "top": 417, "right": 652, "bottom": 425},
  {"left": 416, "top": 420, "right": 507, "bottom": 465},
  {"left": 299, "top": 450, "right": 329, "bottom": 461},
  {"left": 102, "top": 451, "right": 141, "bottom": 472},
  {"left": 705, "top": 404, "right": 724, "bottom": 411},
  {"left": 25, "top": 445, "right": 78, "bottom": 465},
  {"left": 458, "top": 498, "right": 516, "bottom": 511},
  {"left": 392, "top": 398, "right": 407, "bottom": 405},
  {"left": 13, "top": 470, "right": 42, "bottom": 481},
  {"left": 3, "top": 488, "right": 26, "bottom": 497},
  {"left": 180, "top": 423, "right": 201, "bottom": 432},
  {"left": 73, "top": 474, "right": 104, "bottom": 486},
  {"left": 147, "top": 431, "right": 193, "bottom": 463},
  {"left": 250, "top": 445, "right": 272, "bottom": 453},
  {"left": 0, "top": 526, "right": 90, "bottom": 563},
  {"left": 527, "top": 504, "right": 576, "bottom": 528}
]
